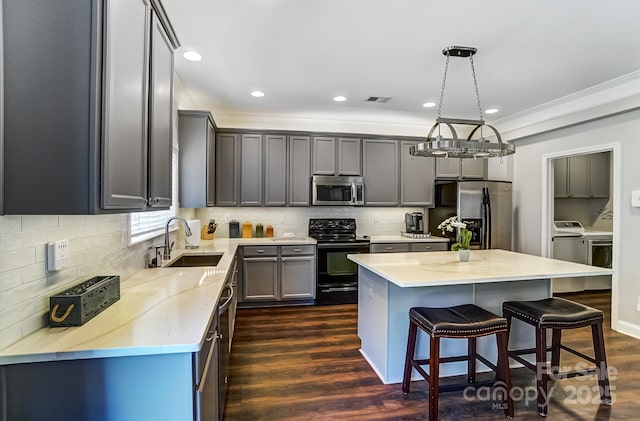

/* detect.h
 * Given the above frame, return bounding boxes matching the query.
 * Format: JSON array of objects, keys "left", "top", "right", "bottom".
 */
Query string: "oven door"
[
  {"left": 587, "top": 239, "right": 612, "bottom": 269},
  {"left": 316, "top": 242, "right": 370, "bottom": 305}
]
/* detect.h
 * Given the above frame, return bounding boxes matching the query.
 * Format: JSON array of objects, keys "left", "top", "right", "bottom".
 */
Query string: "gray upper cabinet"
[
  {"left": 312, "top": 136, "right": 362, "bottom": 176},
  {"left": 178, "top": 111, "right": 215, "bottom": 208},
  {"left": 554, "top": 158, "right": 569, "bottom": 198},
  {"left": 567, "top": 155, "right": 590, "bottom": 198},
  {"left": 216, "top": 133, "right": 239, "bottom": 206},
  {"left": 240, "top": 134, "right": 263, "bottom": 206},
  {"left": 101, "top": 0, "right": 150, "bottom": 210},
  {"left": 588, "top": 152, "right": 610, "bottom": 198},
  {"left": 400, "top": 141, "right": 435, "bottom": 206},
  {"left": 147, "top": 12, "right": 174, "bottom": 209},
  {"left": 264, "top": 135, "right": 287, "bottom": 206},
  {"left": 363, "top": 139, "right": 399, "bottom": 206},
  {"left": 0, "top": 0, "right": 178, "bottom": 214},
  {"left": 288, "top": 136, "right": 311, "bottom": 206},
  {"left": 338, "top": 138, "right": 362, "bottom": 175},
  {"left": 554, "top": 152, "right": 609, "bottom": 199},
  {"left": 312, "top": 137, "right": 336, "bottom": 175},
  {"left": 435, "top": 157, "right": 486, "bottom": 179}
]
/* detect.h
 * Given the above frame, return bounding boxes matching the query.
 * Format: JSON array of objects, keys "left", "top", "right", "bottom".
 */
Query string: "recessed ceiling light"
[
  {"left": 333, "top": 96, "right": 347, "bottom": 102},
  {"left": 423, "top": 102, "right": 437, "bottom": 108},
  {"left": 485, "top": 108, "right": 499, "bottom": 114},
  {"left": 251, "top": 91, "right": 265, "bottom": 98},
  {"left": 183, "top": 50, "right": 203, "bottom": 62}
]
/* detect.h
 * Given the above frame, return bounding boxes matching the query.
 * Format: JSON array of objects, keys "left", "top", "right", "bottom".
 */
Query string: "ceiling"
[{"left": 162, "top": 0, "right": 640, "bottom": 131}]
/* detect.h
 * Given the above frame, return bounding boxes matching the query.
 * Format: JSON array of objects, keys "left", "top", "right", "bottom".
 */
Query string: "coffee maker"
[{"left": 405, "top": 212, "right": 424, "bottom": 234}]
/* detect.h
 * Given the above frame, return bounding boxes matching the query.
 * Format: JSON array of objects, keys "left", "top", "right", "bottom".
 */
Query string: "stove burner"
[{"left": 308, "top": 218, "right": 367, "bottom": 243}]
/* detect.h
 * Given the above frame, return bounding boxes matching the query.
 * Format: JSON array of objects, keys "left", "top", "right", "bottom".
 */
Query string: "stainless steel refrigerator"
[{"left": 428, "top": 180, "right": 513, "bottom": 250}]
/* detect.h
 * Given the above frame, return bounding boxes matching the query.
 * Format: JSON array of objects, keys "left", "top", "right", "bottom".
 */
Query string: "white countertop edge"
[
  {"left": 368, "top": 235, "right": 449, "bottom": 243},
  {"left": 349, "top": 249, "right": 613, "bottom": 288},
  {"left": 366, "top": 267, "right": 614, "bottom": 288}
]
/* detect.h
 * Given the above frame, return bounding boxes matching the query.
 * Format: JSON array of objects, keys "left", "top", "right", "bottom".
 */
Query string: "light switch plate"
[
  {"left": 47, "top": 239, "right": 70, "bottom": 271},
  {"left": 632, "top": 190, "right": 640, "bottom": 208}
]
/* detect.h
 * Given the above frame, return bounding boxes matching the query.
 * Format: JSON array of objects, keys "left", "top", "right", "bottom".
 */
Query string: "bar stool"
[
  {"left": 502, "top": 297, "right": 611, "bottom": 417},
  {"left": 402, "top": 304, "right": 514, "bottom": 420}
]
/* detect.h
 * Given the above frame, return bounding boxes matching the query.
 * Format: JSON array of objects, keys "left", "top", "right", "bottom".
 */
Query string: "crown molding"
[{"left": 491, "top": 70, "right": 640, "bottom": 141}]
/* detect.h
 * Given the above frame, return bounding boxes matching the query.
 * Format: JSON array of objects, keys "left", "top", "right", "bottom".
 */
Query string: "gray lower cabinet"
[
  {"left": 401, "top": 141, "right": 435, "bottom": 206},
  {"left": 289, "top": 136, "right": 312, "bottom": 206},
  {"left": 240, "top": 134, "right": 264, "bottom": 206},
  {"left": 178, "top": 110, "right": 216, "bottom": 208},
  {"left": 1, "top": 0, "right": 178, "bottom": 214},
  {"left": 240, "top": 245, "right": 316, "bottom": 304},
  {"left": 363, "top": 139, "right": 399, "bottom": 206},
  {"left": 216, "top": 133, "right": 240, "bottom": 206},
  {"left": 435, "top": 157, "right": 487, "bottom": 179},
  {"left": 371, "top": 242, "right": 448, "bottom": 253}
]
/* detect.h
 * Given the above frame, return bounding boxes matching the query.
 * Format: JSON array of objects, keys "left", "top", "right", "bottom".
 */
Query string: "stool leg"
[
  {"left": 535, "top": 327, "right": 549, "bottom": 416},
  {"left": 468, "top": 337, "right": 477, "bottom": 383},
  {"left": 402, "top": 320, "right": 419, "bottom": 394},
  {"left": 429, "top": 335, "right": 441, "bottom": 421},
  {"left": 591, "top": 322, "right": 612, "bottom": 404},
  {"left": 551, "top": 329, "right": 562, "bottom": 376},
  {"left": 496, "top": 330, "right": 514, "bottom": 419}
]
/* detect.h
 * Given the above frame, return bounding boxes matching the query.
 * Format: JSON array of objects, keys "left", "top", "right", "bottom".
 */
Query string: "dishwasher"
[{"left": 194, "top": 279, "right": 234, "bottom": 421}]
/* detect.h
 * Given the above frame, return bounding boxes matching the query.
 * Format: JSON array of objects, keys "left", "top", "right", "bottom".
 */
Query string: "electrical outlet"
[
  {"left": 632, "top": 190, "right": 640, "bottom": 208},
  {"left": 225, "top": 215, "right": 230, "bottom": 223},
  {"left": 637, "top": 297, "right": 640, "bottom": 312},
  {"left": 47, "top": 239, "right": 70, "bottom": 272}
]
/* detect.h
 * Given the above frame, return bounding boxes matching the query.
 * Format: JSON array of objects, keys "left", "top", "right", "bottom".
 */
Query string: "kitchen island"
[{"left": 348, "top": 249, "right": 613, "bottom": 384}]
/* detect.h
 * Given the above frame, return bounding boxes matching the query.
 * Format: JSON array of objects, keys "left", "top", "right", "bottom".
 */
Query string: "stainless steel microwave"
[{"left": 312, "top": 176, "right": 365, "bottom": 206}]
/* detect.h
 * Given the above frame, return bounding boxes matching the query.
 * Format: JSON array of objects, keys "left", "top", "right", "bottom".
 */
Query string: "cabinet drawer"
[
  {"left": 242, "top": 246, "right": 278, "bottom": 257},
  {"left": 281, "top": 245, "right": 315, "bottom": 256},
  {"left": 370, "top": 243, "right": 410, "bottom": 253},
  {"left": 410, "top": 242, "right": 448, "bottom": 252}
]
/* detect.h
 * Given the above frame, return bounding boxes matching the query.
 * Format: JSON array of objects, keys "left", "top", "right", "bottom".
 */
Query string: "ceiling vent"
[{"left": 364, "top": 96, "right": 392, "bottom": 103}]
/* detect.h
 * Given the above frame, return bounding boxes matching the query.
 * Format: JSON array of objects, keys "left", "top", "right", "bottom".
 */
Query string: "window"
[{"left": 129, "top": 142, "right": 179, "bottom": 244}]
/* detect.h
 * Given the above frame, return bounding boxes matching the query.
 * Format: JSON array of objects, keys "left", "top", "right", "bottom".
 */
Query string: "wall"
[
  {"left": 511, "top": 109, "right": 640, "bottom": 334},
  {"left": 195, "top": 207, "right": 426, "bottom": 239},
  {"left": 0, "top": 214, "right": 150, "bottom": 349}
]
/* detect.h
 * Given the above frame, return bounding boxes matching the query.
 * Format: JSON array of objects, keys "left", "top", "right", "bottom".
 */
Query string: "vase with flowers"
[{"left": 437, "top": 216, "right": 472, "bottom": 261}]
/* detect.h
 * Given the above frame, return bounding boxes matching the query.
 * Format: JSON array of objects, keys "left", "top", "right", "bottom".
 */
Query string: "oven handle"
[{"left": 316, "top": 242, "right": 370, "bottom": 249}]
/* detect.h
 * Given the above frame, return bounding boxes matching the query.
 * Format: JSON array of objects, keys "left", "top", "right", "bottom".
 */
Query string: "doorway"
[{"left": 542, "top": 143, "right": 620, "bottom": 330}]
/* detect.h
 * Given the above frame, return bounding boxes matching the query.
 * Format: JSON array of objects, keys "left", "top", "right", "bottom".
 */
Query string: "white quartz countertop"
[
  {"left": 348, "top": 249, "right": 613, "bottom": 288},
  {"left": 0, "top": 237, "right": 315, "bottom": 366},
  {"left": 368, "top": 235, "right": 449, "bottom": 243}
]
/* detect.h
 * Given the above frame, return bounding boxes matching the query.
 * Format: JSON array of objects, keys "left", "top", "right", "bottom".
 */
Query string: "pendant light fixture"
[{"left": 410, "top": 46, "right": 515, "bottom": 159}]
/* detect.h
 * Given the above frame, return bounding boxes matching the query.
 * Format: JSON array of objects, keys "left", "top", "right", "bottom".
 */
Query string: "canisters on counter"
[
  {"left": 266, "top": 225, "right": 274, "bottom": 237},
  {"left": 242, "top": 222, "right": 253, "bottom": 238},
  {"left": 229, "top": 220, "right": 240, "bottom": 238},
  {"left": 255, "top": 223, "right": 264, "bottom": 237}
]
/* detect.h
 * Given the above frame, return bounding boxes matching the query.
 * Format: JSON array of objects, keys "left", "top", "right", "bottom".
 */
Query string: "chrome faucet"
[{"left": 163, "top": 216, "right": 193, "bottom": 260}]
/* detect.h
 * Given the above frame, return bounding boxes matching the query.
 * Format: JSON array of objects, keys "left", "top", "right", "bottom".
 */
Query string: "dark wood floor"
[{"left": 224, "top": 291, "right": 640, "bottom": 420}]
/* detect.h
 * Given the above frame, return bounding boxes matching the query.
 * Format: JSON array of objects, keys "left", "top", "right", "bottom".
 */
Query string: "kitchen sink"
[{"left": 166, "top": 253, "right": 223, "bottom": 267}]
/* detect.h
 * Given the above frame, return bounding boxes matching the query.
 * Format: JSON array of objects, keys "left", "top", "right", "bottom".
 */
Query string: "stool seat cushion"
[
  {"left": 503, "top": 297, "right": 603, "bottom": 329},
  {"left": 409, "top": 304, "right": 507, "bottom": 338}
]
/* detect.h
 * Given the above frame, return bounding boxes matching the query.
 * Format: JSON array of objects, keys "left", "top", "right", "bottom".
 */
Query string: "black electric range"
[{"left": 308, "top": 218, "right": 370, "bottom": 305}]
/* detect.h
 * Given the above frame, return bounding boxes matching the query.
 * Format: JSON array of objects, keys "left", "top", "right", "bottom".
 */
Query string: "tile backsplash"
[
  {"left": 195, "top": 207, "right": 427, "bottom": 238},
  {"left": 0, "top": 214, "right": 150, "bottom": 349}
]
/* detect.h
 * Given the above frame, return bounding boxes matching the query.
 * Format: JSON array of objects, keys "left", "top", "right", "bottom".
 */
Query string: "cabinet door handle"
[
  {"left": 257, "top": 249, "right": 264, "bottom": 253},
  {"left": 423, "top": 246, "right": 432, "bottom": 250},
  {"left": 294, "top": 248, "right": 302, "bottom": 252},
  {"left": 386, "top": 247, "right": 394, "bottom": 250}
]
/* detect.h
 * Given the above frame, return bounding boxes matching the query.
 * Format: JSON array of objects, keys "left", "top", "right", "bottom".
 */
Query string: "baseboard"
[{"left": 614, "top": 320, "right": 640, "bottom": 340}]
